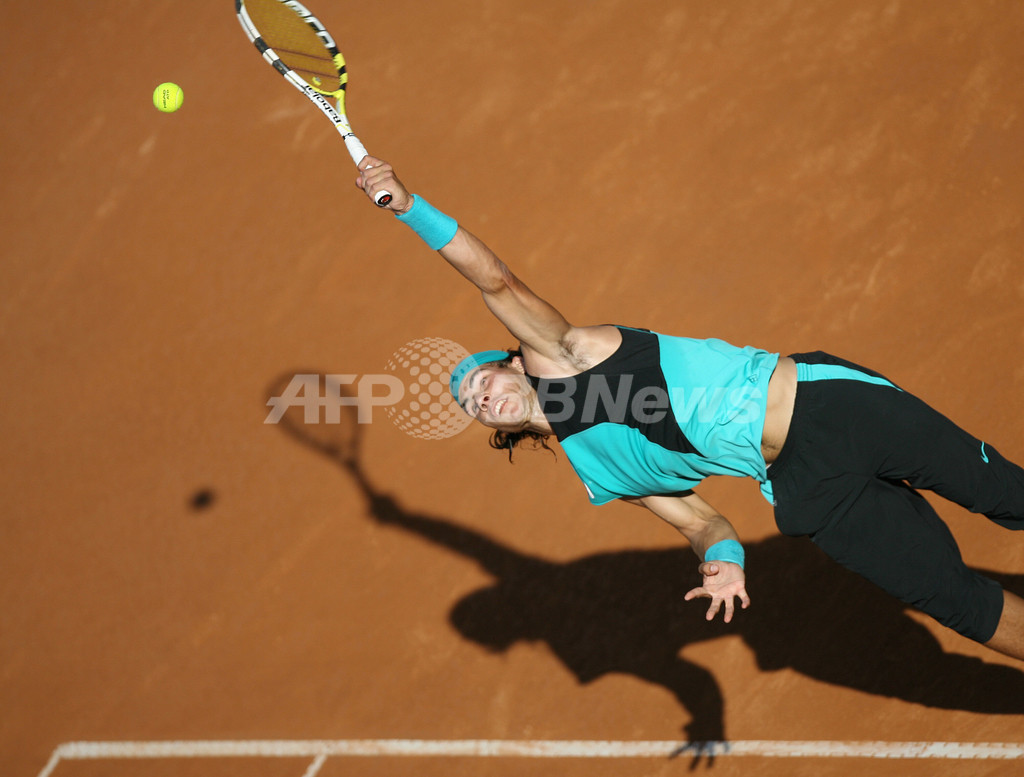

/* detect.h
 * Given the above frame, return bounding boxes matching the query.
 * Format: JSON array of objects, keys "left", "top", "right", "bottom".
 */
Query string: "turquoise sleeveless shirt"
[{"left": 527, "top": 326, "right": 779, "bottom": 505}]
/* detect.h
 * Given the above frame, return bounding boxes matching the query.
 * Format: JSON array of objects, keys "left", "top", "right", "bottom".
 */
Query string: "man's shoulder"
[{"left": 523, "top": 324, "right": 624, "bottom": 377}]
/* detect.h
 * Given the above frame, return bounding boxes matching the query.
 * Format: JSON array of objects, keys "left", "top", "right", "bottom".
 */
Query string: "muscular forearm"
[
  {"left": 363, "top": 163, "right": 507, "bottom": 294},
  {"left": 627, "top": 493, "right": 741, "bottom": 561},
  {"left": 439, "top": 227, "right": 513, "bottom": 295},
  {"left": 357, "top": 156, "right": 574, "bottom": 356},
  {"left": 629, "top": 493, "right": 750, "bottom": 622},
  {"left": 679, "top": 516, "right": 740, "bottom": 562}
]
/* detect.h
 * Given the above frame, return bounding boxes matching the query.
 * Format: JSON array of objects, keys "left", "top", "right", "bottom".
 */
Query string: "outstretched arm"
[
  {"left": 356, "top": 157, "right": 580, "bottom": 365},
  {"left": 625, "top": 492, "right": 751, "bottom": 622}
]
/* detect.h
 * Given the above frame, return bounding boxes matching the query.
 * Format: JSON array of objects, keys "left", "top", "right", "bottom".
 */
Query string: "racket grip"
[
  {"left": 343, "top": 133, "right": 371, "bottom": 166},
  {"left": 344, "top": 134, "right": 392, "bottom": 207}
]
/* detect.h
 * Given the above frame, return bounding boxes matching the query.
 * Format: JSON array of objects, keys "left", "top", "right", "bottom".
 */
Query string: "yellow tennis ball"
[{"left": 153, "top": 82, "right": 184, "bottom": 113}]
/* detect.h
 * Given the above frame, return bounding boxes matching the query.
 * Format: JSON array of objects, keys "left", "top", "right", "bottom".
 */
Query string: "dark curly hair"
[{"left": 483, "top": 349, "right": 556, "bottom": 462}]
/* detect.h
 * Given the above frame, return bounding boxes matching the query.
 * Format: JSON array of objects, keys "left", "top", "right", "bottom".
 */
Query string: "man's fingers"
[
  {"left": 355, "top": 157, "right": 388, "bottom": 189},
  {"left": 356, "top": 164, "right": 391, "bottom": 202},
  {"left": 357, "top": 155, "right": 384, "bottom": 171},
  {"left": 683, "top": 586, "right": 702, "bottom": 602},
  {"left": 705, "top": 598, "right": 722, "bottom": 621},
  {"left": 687, "top": 584, "right": 748, "bottom": 622},
  {"left": 721, "top": 598, "right": 735, "bottom": 623}
]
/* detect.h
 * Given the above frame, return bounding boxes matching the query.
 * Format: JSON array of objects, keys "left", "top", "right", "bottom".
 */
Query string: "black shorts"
[{"left": 767, "top": 352, "right": 1024, "bottom": 643}]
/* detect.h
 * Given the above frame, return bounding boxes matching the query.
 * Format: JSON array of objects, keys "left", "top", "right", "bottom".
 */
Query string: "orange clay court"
[{"left": 3, "top": 2, "right": 1024, "bottom": 776}]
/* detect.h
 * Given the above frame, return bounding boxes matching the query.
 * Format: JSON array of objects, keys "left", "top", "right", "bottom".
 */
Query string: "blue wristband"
[
  {"left": 705, "top": 539, "right": 745, "bottom": 569},
  {"left": 395, "top": 194, "right": 459, "bottom": 250}
]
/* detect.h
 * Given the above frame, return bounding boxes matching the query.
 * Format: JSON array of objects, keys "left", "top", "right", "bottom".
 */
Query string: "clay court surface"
[{"left": 4, "top": 1, "right": 1024, "bottom": 775}]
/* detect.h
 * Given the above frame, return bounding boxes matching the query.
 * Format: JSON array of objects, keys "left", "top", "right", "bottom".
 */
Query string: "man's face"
[{"left": 458, "top": 363, "right": 536, "bottom": 431}]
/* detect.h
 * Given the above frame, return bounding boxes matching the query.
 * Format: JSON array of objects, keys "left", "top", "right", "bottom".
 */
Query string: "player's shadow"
[{"left": 269, "top": 374, "right": 1024, "bottom": 758}]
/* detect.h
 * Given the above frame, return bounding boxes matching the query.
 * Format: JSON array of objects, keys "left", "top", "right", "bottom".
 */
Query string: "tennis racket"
[{"left": 236, "top": 0, "right": 392, "bottom": 206}]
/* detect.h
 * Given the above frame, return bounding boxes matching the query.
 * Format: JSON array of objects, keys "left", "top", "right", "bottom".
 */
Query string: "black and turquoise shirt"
[{"left": 526, "top": 326, "right": 779, "bottom": 505}]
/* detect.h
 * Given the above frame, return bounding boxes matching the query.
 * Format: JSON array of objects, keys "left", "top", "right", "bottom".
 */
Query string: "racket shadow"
[{"left": 268, "top": 373, "right": 1024, "bottom": 755}]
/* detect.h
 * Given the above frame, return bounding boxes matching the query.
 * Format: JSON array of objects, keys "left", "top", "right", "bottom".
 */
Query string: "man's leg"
[
  {"left": 869, "top": 389, "right": 1024, "bottom": 529},
  {"left": 986, "top": 590, "right": 1024, "bottom": 661},
  {"left": 809, "top": 476, "right": 1005, "bottom": 645}
]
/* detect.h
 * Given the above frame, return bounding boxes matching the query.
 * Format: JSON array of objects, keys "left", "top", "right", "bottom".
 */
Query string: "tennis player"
[{"left": 356, "top": 158, "right": 1024, "bottom": 661}]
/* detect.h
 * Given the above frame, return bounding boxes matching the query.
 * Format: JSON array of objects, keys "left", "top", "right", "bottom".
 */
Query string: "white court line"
[
  {"left": 37, "top": 738, "right": 1024, "bottom": 776},
  {"left": 299, "top": 752, "right": 328, "bottom": 777}
]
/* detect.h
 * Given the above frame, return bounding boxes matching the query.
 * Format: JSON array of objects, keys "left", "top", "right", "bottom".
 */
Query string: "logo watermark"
[
  {"left": 265, "top": 337, "right": 767, "bottom": 439},
  {"left": 383, "top": 337, "right": 473, "bottom": 439},
  {"left": 537, "top": 377, "right": 764, "bottom": 426},
  {"left": 265, "top": 337, "right": 473, "bottom": 440}
]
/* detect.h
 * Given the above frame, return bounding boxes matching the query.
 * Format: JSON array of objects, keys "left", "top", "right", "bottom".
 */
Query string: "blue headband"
[{"left": 450, "top": 350, "right": 511, "bottom": 405}]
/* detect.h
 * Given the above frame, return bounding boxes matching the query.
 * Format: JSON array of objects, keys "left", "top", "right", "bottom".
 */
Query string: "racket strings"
[{"left": 245, "top": 0, "right": 342, "bottom": 92}]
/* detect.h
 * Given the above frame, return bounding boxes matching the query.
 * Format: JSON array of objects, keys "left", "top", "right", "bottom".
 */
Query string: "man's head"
[
  {"left": 451, "top": 349, "right": 555, "bottom": 460},
  {"left": 451, "top": 350, "right": 539, "bottom": 432},
  {"left": 450, "top": 350, "right": 512, "bottom": 406}
]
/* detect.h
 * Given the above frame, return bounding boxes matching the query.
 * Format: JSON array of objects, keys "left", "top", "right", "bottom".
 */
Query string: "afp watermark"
[
  {"left": 265, "top": 336, "right": 768, "bottom": 440},
  {"left": 536, "top": 377, "right": 765, "bottom": 426},
  {"left": 265, "top": 337, "right": 474, "bottom": 440}
]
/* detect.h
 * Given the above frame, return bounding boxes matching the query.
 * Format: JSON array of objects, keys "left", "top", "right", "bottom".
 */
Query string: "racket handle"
[{"left": 344, "top": 134, "right": 392, "bottom": 207}]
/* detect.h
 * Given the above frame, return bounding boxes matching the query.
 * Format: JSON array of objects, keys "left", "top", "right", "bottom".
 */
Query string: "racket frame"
[{"left": 236, "top": 0, "right": 391, "bottom": 205}]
